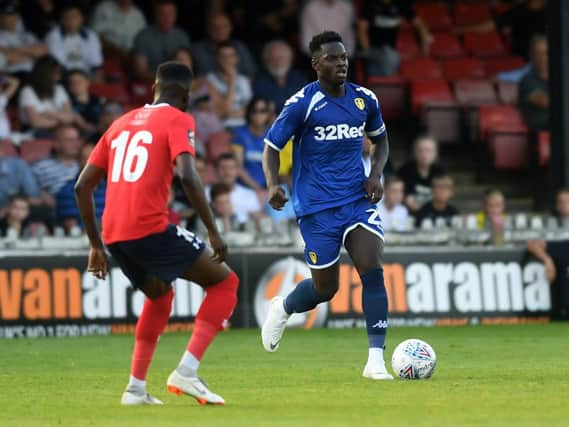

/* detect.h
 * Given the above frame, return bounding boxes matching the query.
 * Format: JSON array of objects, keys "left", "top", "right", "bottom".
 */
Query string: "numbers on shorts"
[
  {"left": 366, "top": 208, "right": 381, "bottom": 227},
  {"left": 176, "top": 225, "right": 203, "bottom": 250},
  {"left": 110, "top": 130, "right": 152, "bottom": 183}
]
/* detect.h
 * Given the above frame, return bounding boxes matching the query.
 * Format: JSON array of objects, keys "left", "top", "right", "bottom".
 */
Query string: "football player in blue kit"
[{"left": 261, "top": 31, "right": 393, "bottom": 380}]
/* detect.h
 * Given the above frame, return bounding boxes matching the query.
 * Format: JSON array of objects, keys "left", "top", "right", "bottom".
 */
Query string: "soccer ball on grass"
[{"left": 391, "top": 339, "right": 436, "bottom": 379}]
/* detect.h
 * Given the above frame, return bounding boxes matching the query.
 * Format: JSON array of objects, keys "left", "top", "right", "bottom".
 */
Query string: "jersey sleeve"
[
  {"left": 88, "top": 135, "right": 109, "bottom": 170},
  {"left": 361, "top": 87, "right": 386, "bottom": 138},
  {"left": 168, "top": 113, "right": 196, "bottom": 162},
  {"left": 264, "top": 89, "right": 306, "bottom": 152}
]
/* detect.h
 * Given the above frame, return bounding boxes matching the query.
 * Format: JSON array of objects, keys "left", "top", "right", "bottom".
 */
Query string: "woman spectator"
[
  {"left": 18, "top": 55, "right": 86, "bottom": 136},
  {"left": 231, "top": 97, "right": 272, "bottom": 191}
]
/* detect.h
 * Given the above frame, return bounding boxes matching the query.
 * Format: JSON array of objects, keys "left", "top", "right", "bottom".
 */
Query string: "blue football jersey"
[{"left": 264, "top": 81, "right": 386, "bottom": 217}]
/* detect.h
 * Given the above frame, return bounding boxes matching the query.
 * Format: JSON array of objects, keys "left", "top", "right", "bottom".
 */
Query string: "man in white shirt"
[
  {"left": 215, "top": 152, "right": 262, "bottom": 225},
  {"left": 377, "top": 175, "right": 410, "bottom": 232},
  {"left": 0, "top": 1, "right": 48, "bottom": 74},
  {"left": 45, "top": 4, "right": 103, "bottom": 79},
  {"left": 90, "top": 0, "right": 146, "bottom": 53}
]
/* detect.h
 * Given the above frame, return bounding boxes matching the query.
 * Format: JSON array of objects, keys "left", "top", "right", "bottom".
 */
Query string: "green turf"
[{"left": 1, "top": 324, "right": 568, "bottom": 427}]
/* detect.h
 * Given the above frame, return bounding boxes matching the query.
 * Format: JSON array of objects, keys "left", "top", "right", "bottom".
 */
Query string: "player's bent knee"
[
  {"left": 196, "top": 271, "right": 239, "bottom": 330},
  {"left": 142, "top": 277, "right": 172, "bottom": 300},
  {"left": 314, "top": 282, "right": 339, "bottom": 301}
]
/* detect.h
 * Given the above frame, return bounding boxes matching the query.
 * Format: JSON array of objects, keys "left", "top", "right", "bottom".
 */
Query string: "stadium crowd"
[{"left": 0, "top": 0, "right": 557, "bottom": 248}]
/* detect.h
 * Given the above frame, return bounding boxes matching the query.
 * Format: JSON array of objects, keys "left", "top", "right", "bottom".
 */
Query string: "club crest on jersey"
[
  {"left": 187, "top": 130, "right": 195, "bottom": 147},
  {"left": 308, "top": 251, "right": 318, "bottom": 264},
  {"left": 354, "top": 98, "right": 365, "bottom": 110}
]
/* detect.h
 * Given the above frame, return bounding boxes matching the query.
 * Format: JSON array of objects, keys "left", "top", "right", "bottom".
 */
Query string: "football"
[{"left": 391, "top": 339, "right": 437, "bottom": 379}]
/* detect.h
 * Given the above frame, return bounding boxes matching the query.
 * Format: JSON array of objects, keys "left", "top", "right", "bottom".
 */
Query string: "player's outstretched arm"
[
  {"left": 74, "top": 164, "right": 108, "bottom": 279},
  {"left": 175, "top": 152, "right": 227, "bottom": 263},
  {"left": 262, "top": 145, "right": 288, "bottom": 210},
  {"left": 366, "top": 133, "right": 390, "bottom": 204}
]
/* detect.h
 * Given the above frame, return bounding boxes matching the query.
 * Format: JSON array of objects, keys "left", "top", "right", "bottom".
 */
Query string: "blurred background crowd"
[{"left": 0, "top": 0, "right": 559, "bottom": 249}]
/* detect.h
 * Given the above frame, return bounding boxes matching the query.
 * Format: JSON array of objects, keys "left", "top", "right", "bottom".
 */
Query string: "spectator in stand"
[
  {"left": 454, "top": 0, "right": 545, "bottom": 61},
  {"left": 232, "top": 97, "right": 272, "bottom": 191},
  {"left": 87, "top": 100, "right": 123, "bottom": 144},
  {"left": 55, "top": 142, "right": 105, "bottom": 234},
  {"left": 0, "top": 0, "right": 49, "bottom": 77},
  {"left": 253, "top": 40, "right": 307, "bottom": 113},
  {"left": 476, "top": 188, "right": 506, "bottom": 230},
  {"left": 215, "top": 152, "right": 262, "bottom": 226},
  {"left": 45, "top": 4, "right": 103, "bottom": 80},
  {"left": 397, "top": 135, "right": 445, "bottom": 214},
  {"left": 0, "top": 73, "right": 19, "bottom": 139},
  {"left": 300, "top": 0, "right": 356, "bottom": 58},
  {"left": 21, "top": 0, "right": 57, "bottom": 40},
  {"left": 414, "top": 174, "right": 459, "bottom": 229},
  {"left": 378, "top": 175, "right": 409, "bottom": 232},
  {"left": 207, "top": 41, "right": 253, "bottom": 129},
  {"left": 209, "top": 182, "right": 240, "bottom": 232},
  {"left": 357, "top": 0, "right": 432, "bottom": 76},
  {"left": 192, "top": 12, "right": 256, "bottom": 79},
  {"left": 90, "top": 0, "right": 147, "bottom": 56},
  {"left": 131, "top": 0, "right": 190, "bottom": 82},
  {"left": 550, "top": 188, "right": 569, "bottom": 228},
  {"left": 0, "top": 193, "right": 30, "bottom": 238},
  {"left": 518, "top": 35, "right": 549, "bottom": 133},
  {"left": 18, "top": 55, "right": 87, "bottom": 136},
  {"left": 31, "top": 123, "right": 82, "bottom": 210},
  {"left": 66, "top": 69, "right": 101, "bottom": 132},
  {"left": 0, "top": 148, "right": 41, "bottom": 216}
]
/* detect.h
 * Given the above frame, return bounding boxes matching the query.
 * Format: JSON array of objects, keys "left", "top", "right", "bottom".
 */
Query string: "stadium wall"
[{"left": 0, "top": 248, "right": 551, "bottom": 338}]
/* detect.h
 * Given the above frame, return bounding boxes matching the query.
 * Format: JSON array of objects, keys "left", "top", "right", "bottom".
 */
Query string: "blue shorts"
[
  {"left": 106, "top": 224, "right": 205, "bottom": 289},
  {"left": 298, "top": 198, "right": 384, "bottom": 269}
]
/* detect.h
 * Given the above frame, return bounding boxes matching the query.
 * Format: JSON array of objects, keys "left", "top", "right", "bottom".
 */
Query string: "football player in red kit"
[{"left": 75, "top": 61, "right": 239, "bottom": 406}]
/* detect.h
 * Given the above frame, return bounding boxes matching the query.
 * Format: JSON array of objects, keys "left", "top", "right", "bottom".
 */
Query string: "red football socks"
[
  {"left": 131, "top": 288, "right": 174, "bottom": 380},
  {"left": 186, "top": 272, "right": 239, "bottom": 360}
]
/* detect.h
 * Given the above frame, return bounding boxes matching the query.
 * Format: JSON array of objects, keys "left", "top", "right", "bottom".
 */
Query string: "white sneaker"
[
  {"left": 121, "top": 390, "right": 164, "bottom": 405},
  {"left": 261, "top": 296, "right": 290, "bottom": 352},
  {"left": 362, "top": 362, "right": 394, "bottom": 380},
  {"left": 167, "top": 370, "right": 225, "bottom": 405}
]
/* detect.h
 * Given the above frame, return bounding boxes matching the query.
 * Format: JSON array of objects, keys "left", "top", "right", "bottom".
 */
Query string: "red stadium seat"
[
  {"left": 20, "top": 139, "right": 54, "bottom": 164},
  {"left": 367, "top": 75, "right": 407, "bottom": 120},
  {"left": 0, "top": 139, "right": 17, "bottom": 157},
  {"left": 415, "top": 3, "right": 452, "bottom": 31},
  {"left": 463, "top": 31, "right": 507, "bottom": 57},
  {"left": 478, "top": 105, "right": 526, "bottom": 142},
  {"left": 129, "top": 82, "right": 153, "bottom": 106},
  {"left": 443, "top": 57, "right": 485, "bottom": 80},
  {"left": 401, "top": 58, "right": 443, "bottom": 81},
  {"left": 454, "top": 79, "right": 497, "bottom": 106},
  {"left": 484, "top": 56, "right": 526, "bottom": 77},
  {"left": 453, "top": 2, "right": 491, "bottom": 26},
  {"left": 206, "top": 131, "right": 233, "bottom": 164},
  {"left": 102, "top": 56, "right": 126, "bottom": 82},
  {"left": 396, "top": 30, "right": 420, "bottom": 60},
  {"left": 6, "top": 106, "right": 20, "bottom": 132},
  {"left": 429, "top": 32, "right": 465, "bottom": 58},
  {"left": 490, "top": 125, "right": 529, "bottom": 169},
  {"left": 410, "top": 79, "right": 453, "bottom": 115},
  {"left": 538, "top": 131, "right": 550, "bottom": 166},
  {"left": 423, "top": 99, "right": 461, "bottom": 143},
  {"left": 90, "top": 82, "right": 130, "bottom": 104},
  {"left": 496, "top": 81, "right": 519, "bottom": 105}
]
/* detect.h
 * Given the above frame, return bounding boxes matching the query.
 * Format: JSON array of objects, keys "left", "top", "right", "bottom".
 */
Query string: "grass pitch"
[{"left": 1, "top": 324, "right": 568, "bottom": 427}]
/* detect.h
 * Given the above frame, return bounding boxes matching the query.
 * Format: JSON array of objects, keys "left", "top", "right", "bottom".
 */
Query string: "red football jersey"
[{"left": 88, "top": 103, "right": 195, "bottom": 244}]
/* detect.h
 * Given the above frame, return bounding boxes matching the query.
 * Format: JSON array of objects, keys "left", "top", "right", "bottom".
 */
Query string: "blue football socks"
[
  {"left": 283, "top": 279, "right": 328, "bottom": 314},
  {"left": 360, "top": 268, "right": 388, "bottom": 348}
]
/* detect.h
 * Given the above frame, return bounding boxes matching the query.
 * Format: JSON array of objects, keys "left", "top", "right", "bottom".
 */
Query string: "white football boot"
[
  {"left": 167, "top": 370, "right": 225, "bottom": 405},
  {"left": 261, "top": 296, "right": 290, "bottom": 352},
  {"left": 121, "top": 390, "right": 164, "bottom": 405},
  {"left": 362, "top": 361, "right": 394, "bottom": 380}
]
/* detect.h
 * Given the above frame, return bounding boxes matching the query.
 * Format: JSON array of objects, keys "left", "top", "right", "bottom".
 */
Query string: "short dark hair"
[
  {"left": 156, "top": 61, "right": 193, "bottom": 88},
  {"left": 9, "top": 193, "right": 28, "bottom": 205},
  {"left": 432, "top": 174, "right": 454, "bottom": 187},
  {"left": 309, "top": 31, "right": 343, "bottom": 56},
  {"left": 210, "top": 182, "right": 232, "bottom": 201},
  {"left": 384, "top": 175, "right": 403, "bottom": 188},
  {"left": 557, "top": 187, "right": 569, "bottom": 197},
  {"left": 216, "top": 40, "right": 236, "bottom": 54},
  {"left": 215, "top": 152, "right": 237, "bottom": 168}
]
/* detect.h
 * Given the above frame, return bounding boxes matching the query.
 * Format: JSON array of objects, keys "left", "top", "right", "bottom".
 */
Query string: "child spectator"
[
  {"left": 378, "top": 175, "right": 409, "bottom": 232},
  {"left": 231, "top": 97, "right": 272, "bottom": 191},
  {"left": 0, "top": 194, "right": 30, "bottom": 238},
  {"left": 18, "top": 55, "right": 86, "bottom": 136},
  {"left": 414, "top": 174, "right": 459, "bottom": 228},
  {"left": 551, "top": 188, "right": 569, "bottom": 227},
  {"left": 210, "top": 182, "right": 240, "bottom": 232},
  {"left": 45, "top": 4, "right": 103, "bottom": 79},
  {"left": 477, "top": 188, "right": 506, "bottom": 230},
  {"left": 397, "top": 135, "right": 445, "bottom": 214},
  {"left": 0, "top": 74, "right": 19, "bottom": 139},
  {"left": 87, "top": 100, "right": 123, "bottom": 143},
  {"left": 66, "top": 69, "right": 102, "bottom": 131}
]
